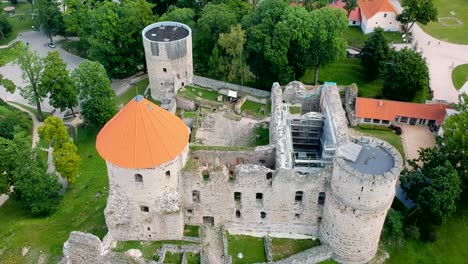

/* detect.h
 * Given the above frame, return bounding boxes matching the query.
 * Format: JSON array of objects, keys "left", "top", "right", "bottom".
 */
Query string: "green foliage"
[
  {"left": 241, "top": 100, "right": 270, "bottom": 118},
  {"left": 271, "top": 238, "right": 321, "bottom": 261},
  {"left": 183, "top": 225, "right": 200, "bottom": 238},
  {"left": 383, "top": 48, "right": 429, "bottom": 102},
  {"left": 65, "top": 0, "right": 156, "bottom": 77},
  {"left": 383, "top": 208, "right": 405, "bottom": 242},
  {"left": 0, "top": 14, "right": 13, "bottom": 39},
  {"left": 164, "top": 252, "right": 183, "bottom": 263},
  {"left": 0, "top": 114, "right": 32, "bottom": 140},
  {"left": 114, "top": 240, "right": 196, "bottom": 259},
  {"left": 209, "top": 25, "right": 253, "bottom": 83},
  {"left": 401, "top": 151, "right": 462, "bottom": 225},
  {"left": 53, "top": 141, "right": 80, "bottom": 184},
  {"left": 14, "top": 43, "right": 46, "bottom": 121},
  {"left": 357, "top": 124, "right": 392, "bottom": 131},
  {"left": 1, "top": 133, "right": 61, "bottom": 216},
  {"left": 343, "top": 0, "right": 357, "bottom": 16},
  {"left": 72, "top": 60, "right": 119, "bottom": 127},
  {"left": 228, "top": 234, "right": 266, "bottom": 264},
  {"left": 451, "top": 64, "right": 468, "bottom": 90},
  {"left": 38, "top": 116, "right": 70, "bottom": 148},
  {"left": 397, "top": 0, "right": 438, "bottom": 34},
  {"left": 254, "top": 126, "right": 269, "bottom": 146},
  {"left": 405, "top": 225, "right": 421, "bottom": 240},
  {"left": 35, "top": 0, "right": 65, "bottom": 43},
  {"left": 440, "top": 108, "right": 468, "bottom": 187},
  {"left": 186, "top": 253, "right": 200, "bottom": 264},
  {"left": 41, "top": 51, "right": 78, "bottom": 114},
  {"left": 159, "top": 6, "right": 195, "bottom": 28},
  {"left": 361, "top": 28, "right": 391, "bottom": 78},
  {"left": 0, "top": 73, "right": 15, "bottom": 93}
]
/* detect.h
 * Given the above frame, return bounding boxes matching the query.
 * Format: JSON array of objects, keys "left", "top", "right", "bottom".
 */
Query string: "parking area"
[{"left": 400, "top": 124, "right": 436, "bottom": 162}]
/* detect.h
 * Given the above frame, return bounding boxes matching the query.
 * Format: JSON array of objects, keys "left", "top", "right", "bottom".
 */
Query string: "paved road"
[{"left": 390, "top": 0, "right": 468, "bottom": 103}]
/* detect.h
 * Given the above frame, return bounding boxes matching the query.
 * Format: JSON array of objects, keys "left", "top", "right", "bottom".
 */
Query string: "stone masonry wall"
[
  {"left": 180, "top": 164, "right": 330, "bottom": 236},
  {"left": 193, "top": 76, "right": 270, "bottom": 98},
  {"left": 274, "top": 245, "right": 333, "bottom": 264}
]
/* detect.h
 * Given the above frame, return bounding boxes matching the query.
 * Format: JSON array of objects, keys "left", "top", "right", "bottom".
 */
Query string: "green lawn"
[
  {"left": 183, "top": 225, "right": 200, "bottom": 238},
  {"left": 302, "top": 58, "right": 383, "bottom": 98},
  {"left": 353, "top": 127, "right": 405, "bottom": 162},
  {"left": 0, "top": 127, "right": 108, "bottom": 263},
  {"left": 452, "top": 64, "right": 468, "bottom": 90},
  {"left": 289, "top": 106, "right": 301, "bottom": 115},
  {"left": 0, "top": 43, "right": 19, "bottom": 66},
  {"left": 0, "top": 99, "right": 33, "bottom": 136},
  {"left": 344, "top": 27, "right": 404, "bottom": 49},
  {"left": 118, "top": 77, "right": 149, "bottom": 104},
  {"left": 271, "top": 238, "right": 321, "bottom": 261},
  {"left": 253, "top": 126, "right": 269, "bottom": 146},
  {"left": 8, "top": 101, "right": 51, "bottom": 120},
  {"left": 241, "top": 100, "right": 270, "bottom": 118},
  {"left": 384, "top": 200, "right": 468, "bottom": 263},
  {"left": 164, "top": 252, "right": 183, "bottom": 264},
  {"left": 58, "top": 39, "right": 89, "bottom": 59},
  {"left": 0, "top": 3, "right": 34, "bottom": 45},
  {"left": 114, "top": 240, "right": 196, "bottom": 260},
  {"left": 179, "top": 85, "right": 221, "bottom": 102},
  {"left": 186, "top": 252, "right": 200, "bottom": 264},
  {"left": 228, "top": 234, "right": 266, "bottom": 264},
  {"left": 420, "top": 0, "right": 468, "bottom": 44}
]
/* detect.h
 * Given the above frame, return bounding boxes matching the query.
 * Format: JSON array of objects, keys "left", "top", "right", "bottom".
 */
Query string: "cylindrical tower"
[
  {"left": 320, "top": 137, "right": 403, "bottom": 263},
  {"left": 96, "top": 95, "right": 190, "bottom": 241},
  {"left": 142, "top": 21, "right": 193, "bottom": 104}
]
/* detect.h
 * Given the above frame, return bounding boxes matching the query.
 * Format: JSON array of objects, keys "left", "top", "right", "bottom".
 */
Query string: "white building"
[{"left": 358, "top": 0, "right": 401, "bottom": 34}]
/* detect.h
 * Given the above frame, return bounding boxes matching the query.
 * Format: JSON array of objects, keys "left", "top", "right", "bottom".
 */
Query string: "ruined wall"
[
  {"left": 189, "top": 145, "right": 275, "bottom": 170},
  {"left": 143, "top": 22, "right": 193, "bottom": 103},
  {"left": 180, "top": 164, "right": 330, "bottom": 236},
  {"left": 270, "top": 83, "right": 293, "bottom": 169},
  {"left": 274, "top": 244, "right": 333, "bottom": 264},
  {"left": 344, "top": 85, "right": 358, "bottom": 127},
  {"left": 105, "top": 145, "right": 189, "bottom": 241},
  {"left": 193, "top": 75, "right": 270, "bottom": 98}
]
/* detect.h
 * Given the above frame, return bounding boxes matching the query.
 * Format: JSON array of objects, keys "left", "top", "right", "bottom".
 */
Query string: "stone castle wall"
[
  {"left": 180, "top": 164, "right": 331, "bottom": 236},
  {"left": 193, "top": 75, "right": 270, "bottom": 98}
]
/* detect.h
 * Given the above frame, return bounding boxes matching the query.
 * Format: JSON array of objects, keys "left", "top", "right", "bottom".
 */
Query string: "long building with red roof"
[{"left": 355, "top": 97, "right": 452, "bottom": 126}]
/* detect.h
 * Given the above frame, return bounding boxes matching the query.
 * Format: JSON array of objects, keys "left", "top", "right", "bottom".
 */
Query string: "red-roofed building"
[
  {"left": 358, "top": 0, "right": 401, "bottom": 34},
  {"left": 355, "top": 97, "right": 451, "bottom": 126},
  {"left": 329, "top": 0, "right": 362, "bottom": 26}
]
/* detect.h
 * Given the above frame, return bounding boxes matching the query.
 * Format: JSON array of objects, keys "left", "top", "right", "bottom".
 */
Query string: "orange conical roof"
[{"left": 96, "top": 95, "right": 190, "bottom": 169}]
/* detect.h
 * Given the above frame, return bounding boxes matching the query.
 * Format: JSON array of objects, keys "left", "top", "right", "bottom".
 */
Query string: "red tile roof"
[
  {"left": 358, "top": 0, "right": 396, "bottom": 19},
  {"left": 96, "top": 95, "right": 190, "bottom": 169},
  {"left": 329, "top": 0, "right": 362, "bottom": 21},
  {"left": 355, "top": 97, "right": 451, "bottom": 124}
]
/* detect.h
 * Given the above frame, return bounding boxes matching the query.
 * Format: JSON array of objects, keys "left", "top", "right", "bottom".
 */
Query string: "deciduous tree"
[
  {"left": 0, "top": 14, "right": 12, "bottom": 39},
  {"left": 41, "top": 51, "right": 78, "bottom": 115},
  {"left": 361, "top": 28, "right": 391, "bottom": 78},
  {"left": 14, "top": 44, "right": 46, "bottom": 121},
  {"left": 71, "top": 60, "right": 119, "bottom": 127},
  {"left": 35, "top": 0, "right": 65, "bottom": 44},
  {"left": 53, "top": 141, "right": 80, "bottom": 183},
  {"left": 397, "top": 0, "right": 438, "bottom": 36},
  {"left": 38, "top": 116, "right": 70, "bottom": 148},
  {"left": 382, "top": 48, "right": 429, "bottom": 101},
  {"left": 343, "top": 0, "right": 358, "bottom": 17},
  {"left": 159, "top": 6, "right": 195, "bottom": 28}
]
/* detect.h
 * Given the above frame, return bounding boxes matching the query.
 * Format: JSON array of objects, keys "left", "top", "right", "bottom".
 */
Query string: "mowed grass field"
[
  {"left": 452, "top": 63, "right": 468, "bottom": 90},
  {"left": 384, "top": 199, "right": 468, "bottom": 263},
  {"left": 0, "top": 127, "right": 108, "bottom": 263},
  {"left": 420, "top": 0, "right": 468, "bottom": 44},
  {"left": 0, "top": 3, "right": 34, "bottom": 45},
  {"left": 301, "top": 58, "right": 384, "bottom": 98}
]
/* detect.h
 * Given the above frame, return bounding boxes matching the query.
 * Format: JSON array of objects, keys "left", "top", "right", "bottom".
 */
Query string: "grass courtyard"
[
  {"left": 0, "top": 42, "right": 19, "bottom": 66},
  {"left": 118, "top": 77, "right": 149, "bottom": 104},
  {"left": 452, "top": 64, "right": 468, "bottom": 90},
  {"left": 114, "top": 240, "right": 196, "bottom": 260},
  {"left": 384, "top": 199, "right": 468, "bottom": 263},
  {"left": 227, "top": 234, "right": 266, "bottom": 264},
  {"left": 271, "top": 237, "right": 321, "bottom": 261},
  {"left": 420, "top": 0, "right": 468, "bottom": 44},
  {"left": 301, "top": 58, "right": 384, "bottom": 98},
  {"left": 0, "top": 3, "right": 34, "bottom": 45},
  {"left": 344, "top": 27, "right": 404, "bottom": 49},
  {"left": 0, "top": 127, "right": 108, "bottom": 263}
]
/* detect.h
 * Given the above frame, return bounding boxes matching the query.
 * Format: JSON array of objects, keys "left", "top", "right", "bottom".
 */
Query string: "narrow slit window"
[{"left": 135, "top": 174, "right": 143, "bottom": 182}]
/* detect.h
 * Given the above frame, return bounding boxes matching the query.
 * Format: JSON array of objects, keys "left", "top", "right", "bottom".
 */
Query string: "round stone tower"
[
  {"left": 142, "top": 21, "right": 193, "bottom": 105},
  {"left": 320, "top": 137, "right": 403, "bottom": 263},
  {"left": 96, "top": 95, "right": 190, "bottom": 241}
]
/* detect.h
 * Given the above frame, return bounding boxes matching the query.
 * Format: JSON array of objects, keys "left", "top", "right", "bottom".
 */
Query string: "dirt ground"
[
  {"left": 195, "top": 111, "right": 260, "bottom": 147},
  {"left": 400, "top": 124, "right": 436, "bottom": 161}
]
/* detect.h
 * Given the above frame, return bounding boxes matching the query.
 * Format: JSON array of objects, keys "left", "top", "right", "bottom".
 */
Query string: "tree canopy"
[
  {"left": 40, "top": 51, "right": 78, "bottom": 115},
  {"left": 71, "top": 60, "right": 119, "bottom": 127},
  {"left": 397, "top": 0, "right": 438, "bottom": 35},
  {"left": 35, "top": 0, "right": 65, "bottom": 44},
  {"left": 0, "top": 14, "right": 12, "bottom": 40},
  {"left": 361, "top": 28, "right": 391, "bottom": 78},
  {"left": 382, "top": 48, "right": 429, "bottom": 101},
  {"left": 14, "top": 44, "right": 46, "bottom": 121}
]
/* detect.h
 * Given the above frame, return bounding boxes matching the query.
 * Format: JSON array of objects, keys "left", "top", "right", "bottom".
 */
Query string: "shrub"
[
  {"left": 0, "top": 14, "right": 13, "bottom": 39},
  {"left": 404, "top": 225, "right": 420, "bottom": 240},
  {"left": 389, "top": 124, "right": 402, "bottom": 135},
  {"left": 0, "top": 114, "right": 32, "bottom": 139},
  {"left": 358, "top": 124, "right": 392, "bottom": 131}
]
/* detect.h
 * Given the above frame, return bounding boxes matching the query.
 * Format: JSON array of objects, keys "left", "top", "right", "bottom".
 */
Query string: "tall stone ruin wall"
[
  {"left": 180, "top": 164, "right": 331, "bottom": 236},
  {"left": 193, "top": 75, "right": 271, "bottom": 98}
]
